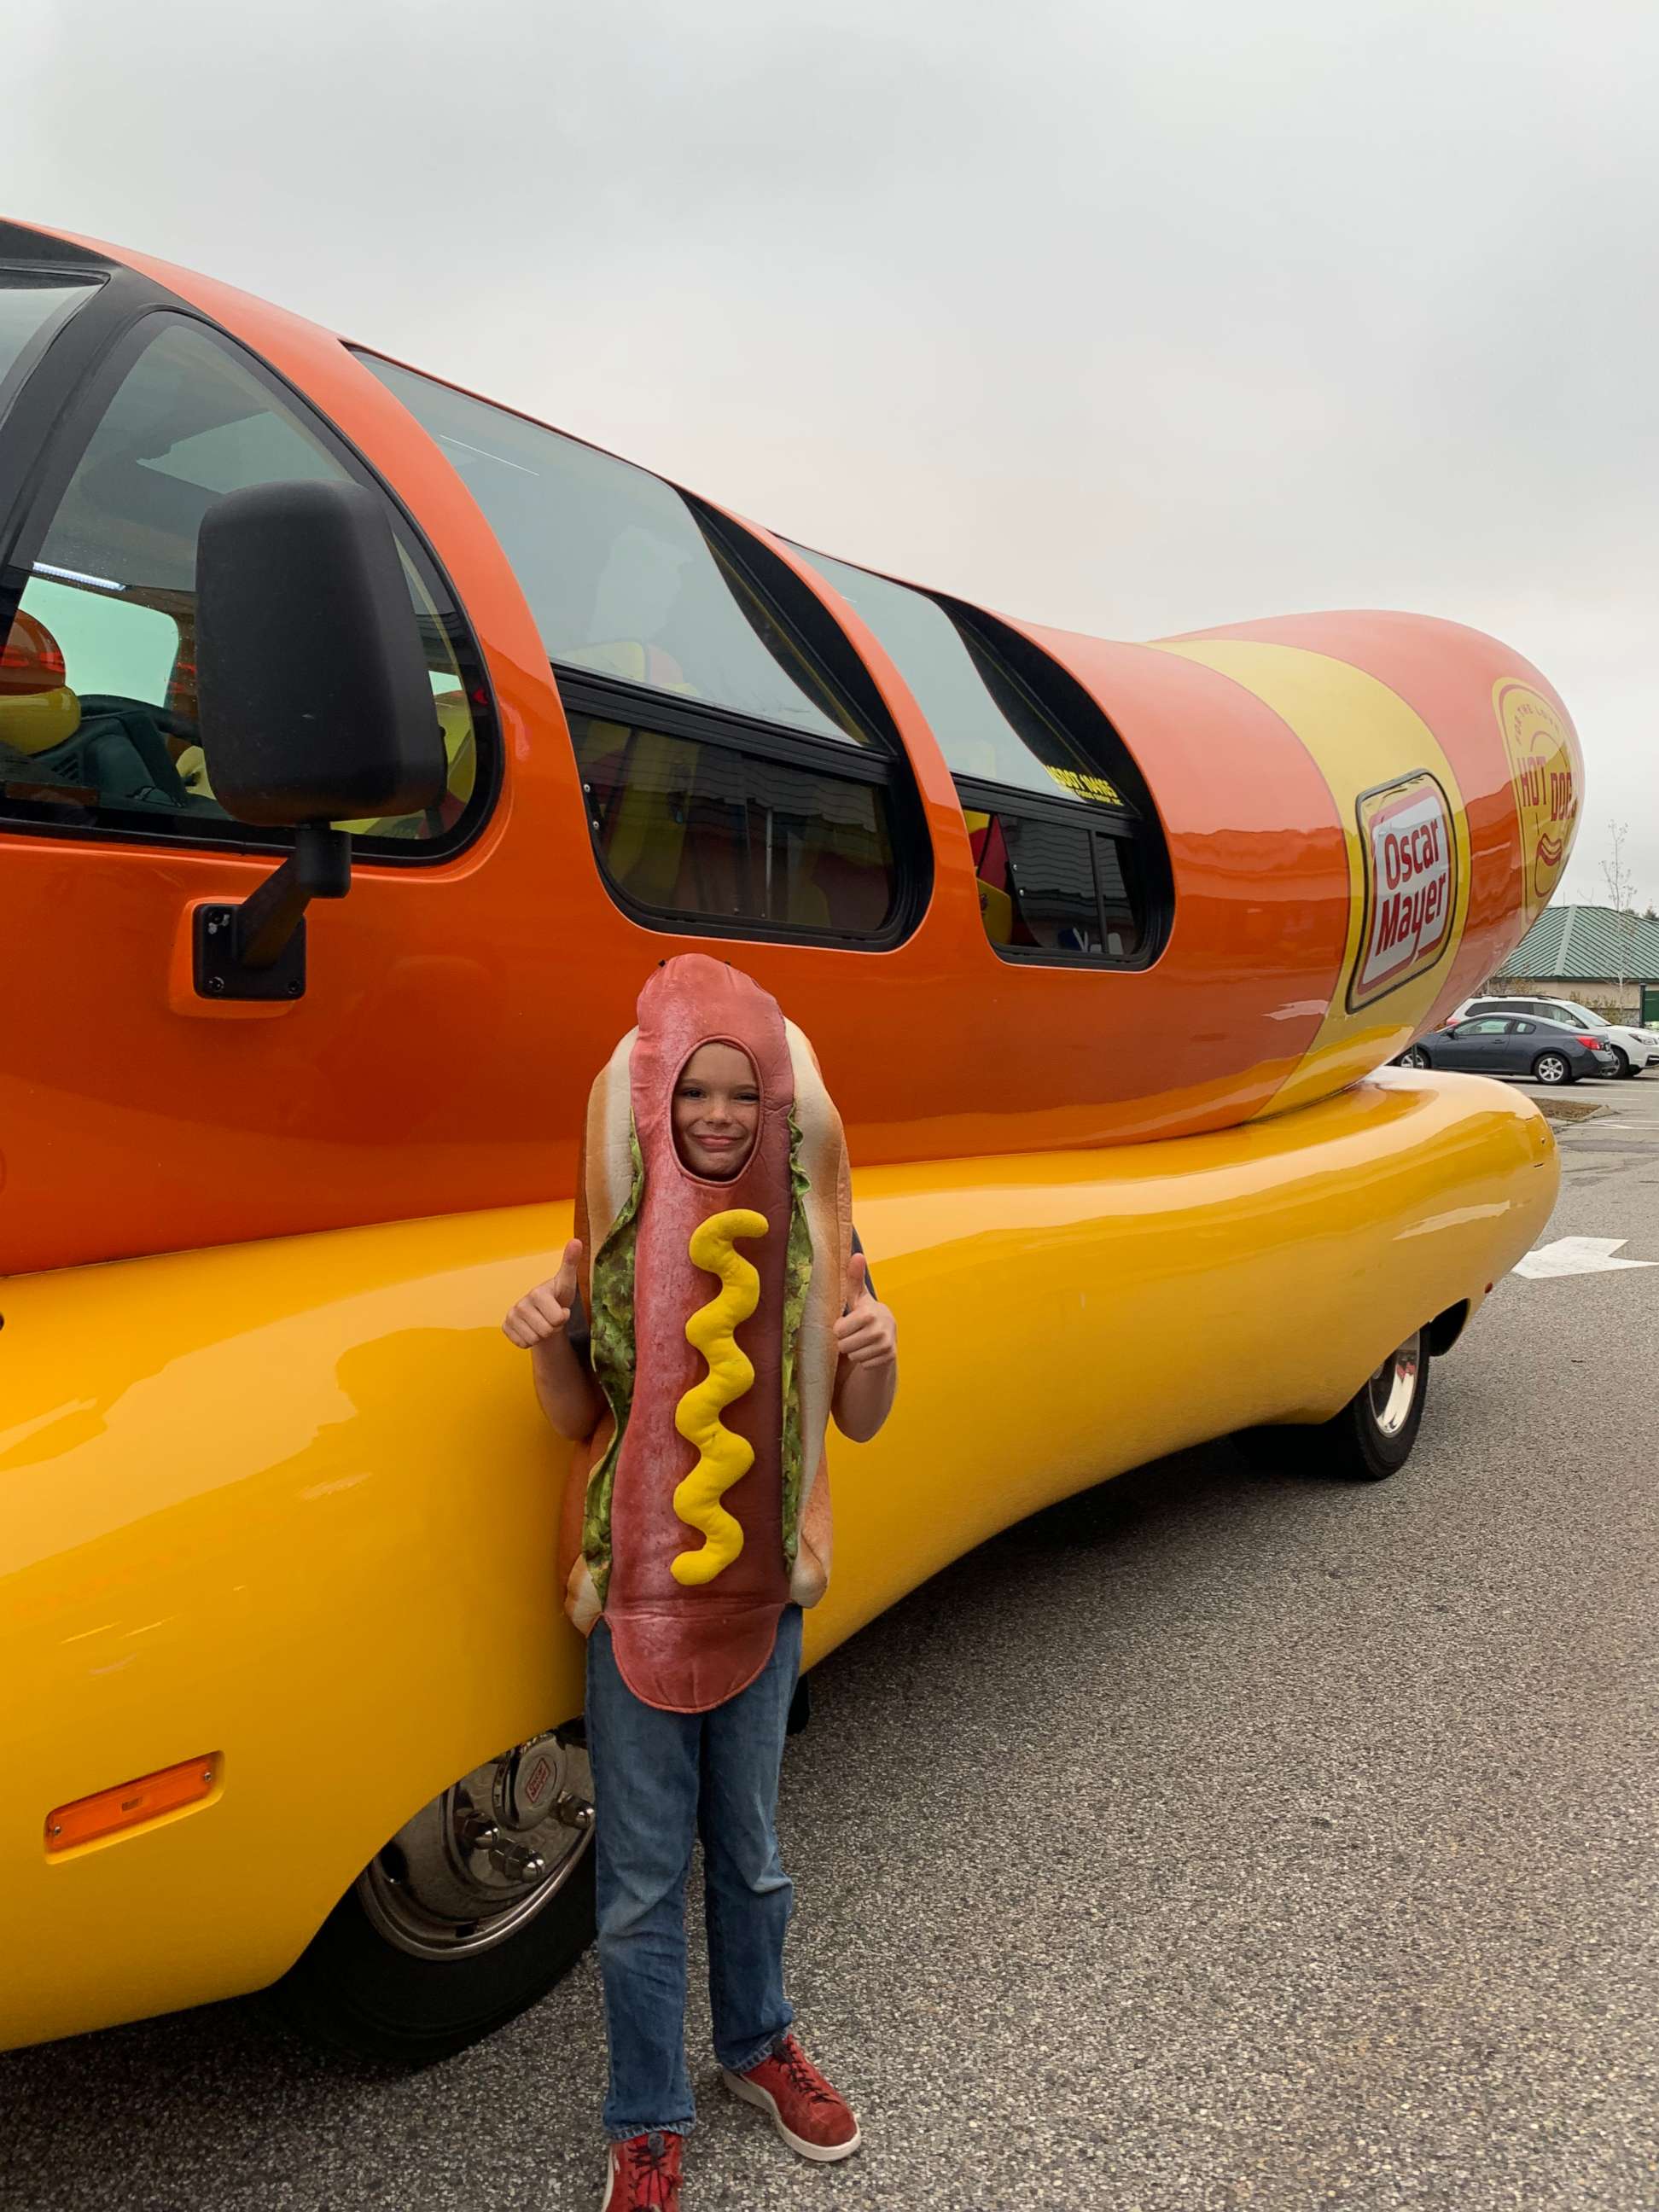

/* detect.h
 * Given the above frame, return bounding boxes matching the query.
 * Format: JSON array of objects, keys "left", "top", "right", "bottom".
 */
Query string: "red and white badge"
[{"left": 1349, "top": 772, "right": 1458, "bottom": 1010}]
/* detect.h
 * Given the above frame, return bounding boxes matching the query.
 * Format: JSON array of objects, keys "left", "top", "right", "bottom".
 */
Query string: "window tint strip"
[
  {"left": 794, "top": 541, "right": 1133, "bottom": 812},
  {"left": 357, "top": 354, "right": 865, "bottom": 745}
]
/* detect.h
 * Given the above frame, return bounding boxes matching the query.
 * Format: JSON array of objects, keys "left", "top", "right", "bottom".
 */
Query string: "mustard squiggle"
[{"left": 671, "top": 1209, "right": 768, "bottom": 1586}]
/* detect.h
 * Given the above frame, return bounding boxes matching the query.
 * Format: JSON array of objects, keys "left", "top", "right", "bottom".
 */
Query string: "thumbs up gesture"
[
  {"left": 832, "top": 1249, "right": 897, "bottom": 1370},
  {"left": 503, "top": 1238, "right": 585, "bottom": 1348}
]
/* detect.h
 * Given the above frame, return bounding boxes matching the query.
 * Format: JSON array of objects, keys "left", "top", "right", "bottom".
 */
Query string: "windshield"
[
  {"left": 791, "top": 541, "right": 1130, "bottom": 808},
  {"left": 0, "top": 271, "right": 99, "bottom": 424}
]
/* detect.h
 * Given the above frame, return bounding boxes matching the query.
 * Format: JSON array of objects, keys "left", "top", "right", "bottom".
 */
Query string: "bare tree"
[{"left": 1598, "top": 820, "right": 1643, "bottom": 989}]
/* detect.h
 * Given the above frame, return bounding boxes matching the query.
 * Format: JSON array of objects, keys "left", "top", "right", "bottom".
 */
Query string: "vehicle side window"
[
  {"left": 1464, "top": 1018, "right": 1510, "bottom": 1033},
  {"left": 356, "top": 352, "right": 924, "bottom": 946},
  {"left": 569, "top": 705, "right": 896, "bottom": 935},
  {"left": 0, "top": 319, "right": 489, "bottom": 853},
  {"left": 963, "top": 806, "right": 1147, "bottom": 957},
  {"left": 1509, "top": 1020, "right": 1534, "bottom": 1033}
]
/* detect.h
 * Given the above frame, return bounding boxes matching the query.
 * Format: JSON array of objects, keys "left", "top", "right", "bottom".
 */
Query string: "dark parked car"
[
  {"left": 1451, "top": 995, "right": 1656, "bottom": 1074},
  {"left": 1396, "top": 1013, "right": 1621, "bottom": 1086}
]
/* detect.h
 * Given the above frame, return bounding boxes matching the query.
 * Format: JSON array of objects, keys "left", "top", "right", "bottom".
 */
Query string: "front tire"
[
  {"left": 1611, "top": 1049, "right": 1634, "bottom": 1077},
  {"left": 270, "top": 1734, "right": 597, "bottom": 2064},
  {"left": 1533, "top": 1052, "right": 1574, "bottom": 1086}
]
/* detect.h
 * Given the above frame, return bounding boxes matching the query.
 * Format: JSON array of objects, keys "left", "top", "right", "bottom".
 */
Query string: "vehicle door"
[
  {"left": 0, "top": 259, "right": 508, "bottom": 1274},
  {"left": 1437, "top": 1016, "right": 1512, "bottom": 1071}
]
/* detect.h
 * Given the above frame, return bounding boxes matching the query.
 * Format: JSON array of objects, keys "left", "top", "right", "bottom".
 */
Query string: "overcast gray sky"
[{"left": 11, "top": 0, "right": 1656, "bottom": 905}]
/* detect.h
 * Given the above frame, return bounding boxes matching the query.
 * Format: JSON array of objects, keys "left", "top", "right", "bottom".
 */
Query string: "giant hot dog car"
[{"left": 0, "top": 218, "right": 1579, "bottom": 2061}]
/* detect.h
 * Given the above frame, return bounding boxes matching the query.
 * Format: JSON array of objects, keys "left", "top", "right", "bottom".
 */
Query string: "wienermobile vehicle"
[{"left": 0, "top": 217, "right": 1580, "bottom": 2063}]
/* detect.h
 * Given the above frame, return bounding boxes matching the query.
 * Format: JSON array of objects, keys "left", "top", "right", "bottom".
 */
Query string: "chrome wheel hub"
[
  {"left": 1366, "top": 1333, "right": 1422, "bottom": 1439},
  {"left": 358, "top": 1731, "right": 595, "bottom": 1959}
]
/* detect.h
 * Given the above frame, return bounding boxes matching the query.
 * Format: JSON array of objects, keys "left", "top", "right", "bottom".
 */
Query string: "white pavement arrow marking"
[{"left": 1512, "top": 1236, "right": 1657, "bottom": 1280}]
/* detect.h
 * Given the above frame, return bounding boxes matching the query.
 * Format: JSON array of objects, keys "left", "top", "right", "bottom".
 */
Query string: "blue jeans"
[{"left": 585, "top": 1604, "right": 803, "bottom": 2140}]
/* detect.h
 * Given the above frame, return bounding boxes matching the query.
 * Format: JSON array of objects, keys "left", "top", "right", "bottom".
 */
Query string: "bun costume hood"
[{"left": 560, "top": 955, "right": 853, "bottom": 1714}]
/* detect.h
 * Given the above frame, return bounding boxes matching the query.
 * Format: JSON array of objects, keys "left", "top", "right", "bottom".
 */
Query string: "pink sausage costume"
[{"left": 562, "top": 955, "right": 853, "bottom": 1714}]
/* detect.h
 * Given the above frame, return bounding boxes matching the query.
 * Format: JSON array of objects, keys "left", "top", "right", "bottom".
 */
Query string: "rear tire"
[
  {"left": 1237, "top": 1330, "right": 1428, "bottom": 1482},
  {"left": 1318, "top": 1330, "right": 1427, "bottom": 1480},
  {"left": 1533, "top": 1052, "right": 1573, "bottom": 1086},
  {"left": 1397, "top": 1045, "right": 1431, "bottom": 1068}
]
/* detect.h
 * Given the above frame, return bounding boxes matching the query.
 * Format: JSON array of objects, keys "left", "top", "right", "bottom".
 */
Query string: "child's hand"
[
  {"left": 833, "top": 1251, "right": 897, "bottom": 1369},
  {"left": 503, "top": 1238, "right": 584, "bottom": 1349}
]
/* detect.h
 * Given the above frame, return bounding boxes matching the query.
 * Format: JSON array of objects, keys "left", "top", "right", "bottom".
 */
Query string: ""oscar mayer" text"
[{"left": 1353, "top": 776, "right": 1455, "bottom": 1004}]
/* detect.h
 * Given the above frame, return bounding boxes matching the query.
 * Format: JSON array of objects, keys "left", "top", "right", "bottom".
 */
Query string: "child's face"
[{"left": 672, "top": 1044, "right": 760, "bottom": 1179}]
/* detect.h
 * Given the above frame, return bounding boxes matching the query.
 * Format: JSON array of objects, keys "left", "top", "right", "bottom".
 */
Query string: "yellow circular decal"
[{"left": 1493, "top": 679, "right": 1578, "bottom": 923}]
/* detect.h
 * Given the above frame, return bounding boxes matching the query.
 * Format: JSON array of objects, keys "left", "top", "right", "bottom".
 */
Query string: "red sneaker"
[
  {"left": 599, "top": 2128, "right": 683, "bottom": 2211},
  {"left": 720, "top": 2033, "right": 862, "bottom": 2163}
]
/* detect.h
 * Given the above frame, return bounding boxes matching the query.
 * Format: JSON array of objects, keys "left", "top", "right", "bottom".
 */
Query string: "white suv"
[{"left": 1454, "top": 996, "right": 1656, "bottom": 1077}]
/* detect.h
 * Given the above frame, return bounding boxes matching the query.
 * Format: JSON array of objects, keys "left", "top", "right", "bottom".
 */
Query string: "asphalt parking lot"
[{"left": 3, "top": 1080, "right": 1656, "bottom": 2212}]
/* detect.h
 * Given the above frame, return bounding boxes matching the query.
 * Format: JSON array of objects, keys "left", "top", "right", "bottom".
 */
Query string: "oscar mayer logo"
[
  {"left": 1348, "top": 771, "right": 1458, "bottom": 1010},
  {"left": 1494, "top": 678, "right": 1577, "bottom": 925}
]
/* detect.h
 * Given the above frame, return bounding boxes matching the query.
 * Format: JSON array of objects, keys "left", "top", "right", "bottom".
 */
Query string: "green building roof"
[{"left": 1498, "top": 904, "right": 1659, "bottom": 982}]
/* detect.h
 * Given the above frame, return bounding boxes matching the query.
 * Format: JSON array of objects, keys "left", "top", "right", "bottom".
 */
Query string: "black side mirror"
[
  {"left": 196, "top": 477, "right": 445, "bottom": 824},
  {"left": 192, "top": 480, "right": 450, "bottom": 1000}
]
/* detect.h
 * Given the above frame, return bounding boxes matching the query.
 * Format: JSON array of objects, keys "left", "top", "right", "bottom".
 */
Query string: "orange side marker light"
[{"left": 45, "top": 1755, "right": 219, "bottom": 1854}]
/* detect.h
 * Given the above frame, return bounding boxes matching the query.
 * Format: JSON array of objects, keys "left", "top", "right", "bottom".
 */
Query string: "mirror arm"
[
  {"left": 236, "top": 823, "right": 352, "bottom": 969},
  {"left": 193, "top": 823, "right": 352, "bottom": 1002}
]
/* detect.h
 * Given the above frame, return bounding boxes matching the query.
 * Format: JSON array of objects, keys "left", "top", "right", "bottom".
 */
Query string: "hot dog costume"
[{"left": 559, "top": 955, "right": 853, "bottom": 1714}]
